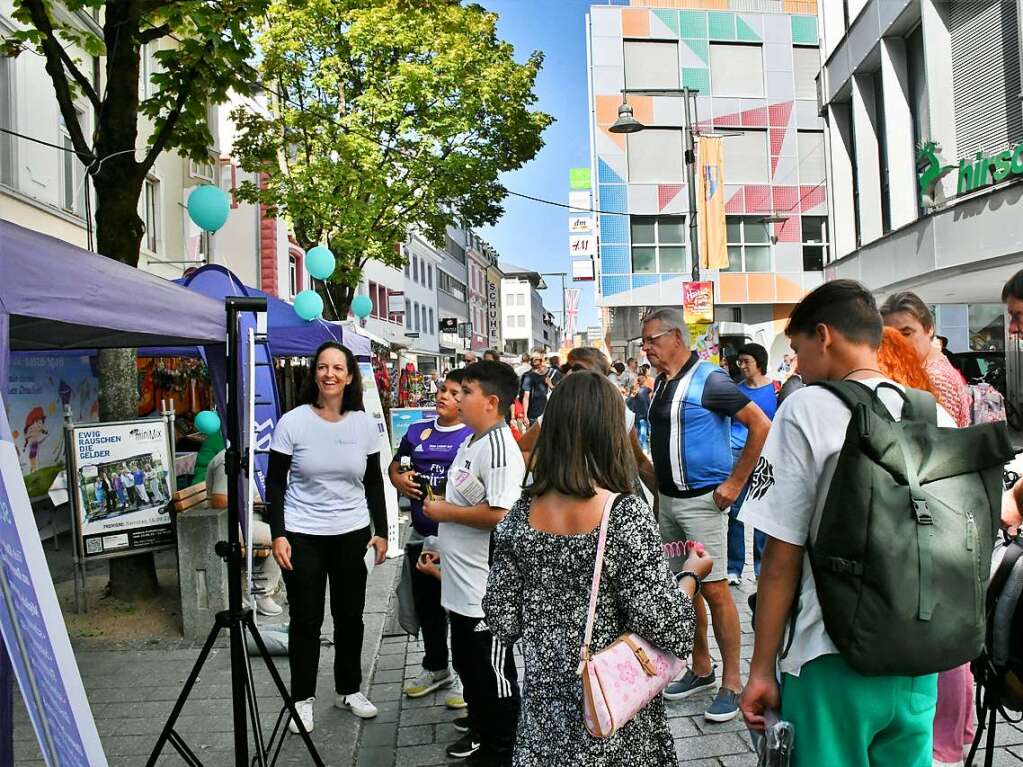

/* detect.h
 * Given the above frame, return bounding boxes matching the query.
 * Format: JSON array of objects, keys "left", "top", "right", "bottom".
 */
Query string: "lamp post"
[
  {"left": 610, "top": 88, "right": 702, "bottom": 282},
  {"left": 540, "top": 271, "right": 568, "bottom": 347}
]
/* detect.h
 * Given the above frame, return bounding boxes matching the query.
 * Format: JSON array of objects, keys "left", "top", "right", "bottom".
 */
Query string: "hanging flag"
[
  {"left": 697, "top": 136, "right": 729, "bottom": 270},
  {"left": 564, "top": 289, "right": 581, "bottom": 339}
]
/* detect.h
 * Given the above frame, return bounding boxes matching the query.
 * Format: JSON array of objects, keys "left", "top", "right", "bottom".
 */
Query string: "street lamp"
[
  {"left": 610, "top": 88, "right": 702, "bottom": 282},
  {"left": 539, "top": 271, "right": 568, "bottom": 347}
]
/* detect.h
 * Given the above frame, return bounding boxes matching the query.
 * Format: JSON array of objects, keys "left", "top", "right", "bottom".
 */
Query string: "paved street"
[{"left": 15, "top": 529, "right": 1023, "bottom": 766}]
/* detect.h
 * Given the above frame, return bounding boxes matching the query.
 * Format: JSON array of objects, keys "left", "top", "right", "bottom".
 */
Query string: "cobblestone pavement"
[{"left": 15, "top": 535, "right": 1023, "bottom": 765}]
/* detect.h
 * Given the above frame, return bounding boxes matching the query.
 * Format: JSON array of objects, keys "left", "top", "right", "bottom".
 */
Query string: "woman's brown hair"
[
  {"left": 524, "top": 371, "right": 637, "bottom": 498},
  {"left": 879, "top": 290, "right": 934, "bottom": 332}
]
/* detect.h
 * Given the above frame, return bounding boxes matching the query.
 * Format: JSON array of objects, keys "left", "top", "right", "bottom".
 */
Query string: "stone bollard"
[{"left": 176, "top": 505, "right": 229, "bottom": 641}]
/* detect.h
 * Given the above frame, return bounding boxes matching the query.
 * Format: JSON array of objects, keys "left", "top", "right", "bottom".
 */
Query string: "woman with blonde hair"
[{"left": 483, "top": 371, "right": 709, "bottom": 765}]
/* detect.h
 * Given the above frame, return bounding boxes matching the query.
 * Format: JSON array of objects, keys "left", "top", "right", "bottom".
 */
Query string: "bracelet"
[{"left": 675, "top": 570, "right": 702, "bottom": 595}]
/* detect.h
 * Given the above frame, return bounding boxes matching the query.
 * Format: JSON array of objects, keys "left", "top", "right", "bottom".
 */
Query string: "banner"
[
  {"left": 564, "top": 289, "right": 581, "bottom": 339},
  {"left": 71, "top": 419, "right": 174, "bottom": 558},
  {"left": 689, "top": 323, "right": 721, "bottom": 367},
  {"left": 568, "top": 216, "right": 592, "bottom": 233},
  {"left": 697, "top": 136, "right": 729, "bottom": 270},
  {"left": 359, "top": 362, "right": 401, "bottom": 557},
  {"left": 5, "top": 356, "right": 98, "bottom": 498},
  {"left": 0, "top": 400, "right": 107, "bottom": 766},
  {"left": 569, "top": 167, "right": 592, "bottom": 190},
  {"left": 569, "top": 234, "right": 596, "bottom": 258},
  {"left": 388, "top": 408, "right": 438, "bottom": 452},
  {"left": 572, "top": 259, "right": 595, "bottom": 281},
  {"left": 683, "top": 281, "right": 715, "bottom": 324},
  {"left": 568, "top": 191, "right": 590, "bottom": 212}
]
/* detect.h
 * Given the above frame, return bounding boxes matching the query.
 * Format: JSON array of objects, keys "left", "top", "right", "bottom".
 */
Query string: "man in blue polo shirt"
[
  {"left": 642, "top": 308, "right": 771, "bottom": 723},
  {"left": 390, "top": 369, "right": 474, "bottom": 710}
]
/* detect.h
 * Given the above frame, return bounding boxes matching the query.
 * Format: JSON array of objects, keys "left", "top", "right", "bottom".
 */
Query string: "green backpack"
[{"left": 808, "top": 380, "right": 1014, "bottom": 676}]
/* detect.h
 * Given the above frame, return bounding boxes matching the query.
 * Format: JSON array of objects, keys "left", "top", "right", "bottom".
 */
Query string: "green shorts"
[{"left": 781, "top": 654, "right": 937, "bottom": 767}]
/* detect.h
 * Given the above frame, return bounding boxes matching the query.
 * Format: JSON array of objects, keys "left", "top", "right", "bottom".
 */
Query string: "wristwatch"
[{"left": 675, "top": 570, "right": 702, "bottom": 595}]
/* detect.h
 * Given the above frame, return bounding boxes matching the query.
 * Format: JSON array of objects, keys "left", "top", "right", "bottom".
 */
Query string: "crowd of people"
[{"left": 236, "top": 271, "right": 1023, "bottom": 767}]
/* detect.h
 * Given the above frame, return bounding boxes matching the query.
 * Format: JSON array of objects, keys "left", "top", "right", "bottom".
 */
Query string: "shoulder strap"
[
  {"left": 902, "top": 387, "right": 938, "bottom": 426},
  {"left": 581, "top": 493, "right": 620, "bottom": 662}
]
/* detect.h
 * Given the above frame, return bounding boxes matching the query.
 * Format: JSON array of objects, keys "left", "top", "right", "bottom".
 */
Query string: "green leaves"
[{"left": 232, "top": 0, "right": 552, "bottom": 292}]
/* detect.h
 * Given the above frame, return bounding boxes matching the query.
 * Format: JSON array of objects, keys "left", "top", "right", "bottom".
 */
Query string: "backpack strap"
[
  {"left": 894, "top": 423, "right": 936, "bottom": 621},
  {"left": 899, "top": 386, "right": 938, "bottom": 426},
  {"left": 812, "top": 380, "right": 897, "bottom": 426},
  {"left": 987, "top": 537, "right": 1023, "bottom": 616}
]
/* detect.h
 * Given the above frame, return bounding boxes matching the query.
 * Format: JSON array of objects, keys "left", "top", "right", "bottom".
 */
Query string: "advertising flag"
[
  {"left": 697, "top": 136, "right": 729, "bottom": 270},
  {"left": 564, "top": 289, "right": 581, "bottom": 339}
]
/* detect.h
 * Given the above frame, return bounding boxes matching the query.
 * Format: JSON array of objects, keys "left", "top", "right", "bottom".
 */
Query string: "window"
[
  {"left": 405, "top": 299, "right": 412, "bottom": 329},
  {"left": 289, "top": 255, "right": 298, "bottom": 297},
  {"left": 60, "top": 110, "right": 86, "bottom": 215},
  {"left": 414, "top": 302, "right": 421, "bottom": 332},
  {"left": 197, "top": 229, "right": 211, "bottom": 261},
  {"left": 143, "top": 176, "right": 160, "bottom": 253},
  {"left": 797, "top": 131, "right": 826, "bottom": 186},
  {"left": 445, "top": 233, "right": 466, "bottom": 264},
  {"left": 421, "top": 305, "right": 428, "bottom": 334},
  {"left": 724, "top": 217, "right": 771, "bottom": 272},
  {"left": 801, "top": 216, "right": 828, "bottom": 271},
  {"left": 220, "top": 160, "right": 237, "bottom": 208},
  {"left": 624, "top": 41, "right": 679, "bottom": 90},
  {"left": 630, "top": 216, "right": 687, "bottom": 274},
  {"left": 710, "top": 44, "right": 764, "bottom": 98},
  {"left": 414, "top": 257, "right": 421, "bottom": 284},
  {"left": 722, "top": 130, "right": 769, "bottom": 184},
  {"left": 793, "top": 46, "right": 820, "bottom": 101},
  {"left": 428, "top": 264, "right": 433, "bottom": 289},
  {"left": 0, "top": 56, "right": 14, "bottom": 187},
  {"left": 628, "top": 129, "right": 683, "bottom": 183},
  {"left": 429, "top": 307, "right": 435, "bottom": 334},
  {"left": 438, "top": 270, "right": 466, "bottom": 301},
  {"left": 404, "top": 260, "right": 410, "bottom": 277},
  {"left": 189, "top": 158, "right": 215, "bottom": 182},
  {"left": 139, "top": 42, "right": 152, "bottom": 101},
  {"left": 969, "top": 304, "right": 1005, "bottom": 352}
]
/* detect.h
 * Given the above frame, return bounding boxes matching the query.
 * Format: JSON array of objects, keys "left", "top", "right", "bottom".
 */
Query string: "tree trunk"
[{"left": 319, "top": 281, "right": 355, "bottom": 322}]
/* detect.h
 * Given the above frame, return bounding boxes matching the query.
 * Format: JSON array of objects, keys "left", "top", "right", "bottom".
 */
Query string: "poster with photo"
[
  {"left": 360, "top": 362, "right": 401, "bottom": 556},
  {"left": 71, "top": 419, "right": 174, "bottom": 558},
  {"left": 5, "top": 355, "right": 98, "bottom": 498}
]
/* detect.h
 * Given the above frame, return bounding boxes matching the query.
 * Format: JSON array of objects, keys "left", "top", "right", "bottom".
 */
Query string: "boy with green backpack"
[{"left": 738, "top": 280, "right": 1012, "bottom": 766}]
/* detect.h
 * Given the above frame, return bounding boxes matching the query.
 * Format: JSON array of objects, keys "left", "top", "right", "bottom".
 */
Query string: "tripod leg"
[
  {"left": 146, "top": 619, "right": 224, "bottom": 767},
  {"left": 244, "top": 612, "right": 326, "bottom": 767},
  {"left": 242, "top": 625, "right": 268, "bottom": 767}
]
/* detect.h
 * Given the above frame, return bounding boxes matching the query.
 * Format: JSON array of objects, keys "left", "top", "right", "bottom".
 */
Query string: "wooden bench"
[{"left": 172, "top": 482, "right": 207, "bottom": 513}]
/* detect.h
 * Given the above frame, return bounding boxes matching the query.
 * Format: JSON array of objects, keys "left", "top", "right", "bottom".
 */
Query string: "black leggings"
[{"left": 281, "top": 526, "right": 370, "bottom": 699}]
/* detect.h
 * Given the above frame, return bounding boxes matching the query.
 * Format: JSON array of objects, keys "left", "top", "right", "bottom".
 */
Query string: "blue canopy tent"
[{"left": 0, "top": 219, "right": 234, "bottom": 764}]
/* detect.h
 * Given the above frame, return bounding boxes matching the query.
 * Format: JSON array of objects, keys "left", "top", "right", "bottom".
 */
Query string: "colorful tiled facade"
[{"left": 587, "top": 1, "right": 827, "bottom": 319}]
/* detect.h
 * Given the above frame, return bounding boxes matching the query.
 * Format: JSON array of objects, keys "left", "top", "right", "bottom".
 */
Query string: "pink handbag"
[{"left": 577, "top": 494, "right": 686, "bottom": 738}]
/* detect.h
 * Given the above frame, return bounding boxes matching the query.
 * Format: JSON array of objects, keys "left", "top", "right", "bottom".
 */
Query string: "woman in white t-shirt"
[{"left": 267, "top": 342, "right": 388, "bottom": 735}]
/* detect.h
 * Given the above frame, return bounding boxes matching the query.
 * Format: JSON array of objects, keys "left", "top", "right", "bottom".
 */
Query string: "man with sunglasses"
[{"left": 641, "top": 308, "right": 771, "bottom": 723}]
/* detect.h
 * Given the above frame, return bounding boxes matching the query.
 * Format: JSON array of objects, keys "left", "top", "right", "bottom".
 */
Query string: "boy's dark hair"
[
  {"left": 445, "top": 368, "right": 466, "bottom": 386},
  {"left": 461, "top": 361, "right": 519, "bottom": 413},
  {"left": 613, "top": 362, "right": 625, "bottom": 374},
  {"left": 298, "top": 342, "right": 364, "bottom": 413},
  {"left": 786, "top": 279, "right": 883, "bottom": 349},
  {"left": 1003, "top": 269, "right": 1023, "bottom": 302},
  {"left": 738, "top": 343, "right": 769, "bottom": 375}
]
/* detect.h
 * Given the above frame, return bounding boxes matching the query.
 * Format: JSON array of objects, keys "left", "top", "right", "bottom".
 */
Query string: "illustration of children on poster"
[{"left": 5, "top": 356, "right": 98, "bottom": 497}]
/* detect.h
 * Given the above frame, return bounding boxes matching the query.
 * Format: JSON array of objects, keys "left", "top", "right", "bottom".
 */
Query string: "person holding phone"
[
  {"left": 389, "top": 369, "right": 474, "bottom": 712},
  {"left": 267, "top": 342, "right": 388, "bottom": 736}
]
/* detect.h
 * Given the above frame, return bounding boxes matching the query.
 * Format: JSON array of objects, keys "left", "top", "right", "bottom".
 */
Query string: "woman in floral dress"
[{"left": 484, "top": 371, "right": 709, "bottom": 767}]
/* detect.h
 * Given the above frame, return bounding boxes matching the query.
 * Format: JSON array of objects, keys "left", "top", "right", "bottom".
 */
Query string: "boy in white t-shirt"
[
  {"left": 424, "top": 361, "right": 525, "bottom": 767},
  {"left": 739, "top": 280, "right": 952, "bottom": 767}
]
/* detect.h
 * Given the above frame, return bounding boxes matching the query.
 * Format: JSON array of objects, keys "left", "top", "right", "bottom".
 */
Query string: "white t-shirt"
[
  {"left": 439, "top": 424, "right": 526, "bottom": 618},
  {"left": 739, "top": 379, "right": 956, "bottom": 676},
  {"left": 269, "top": 405, "right": 379, "bottom": 536}
]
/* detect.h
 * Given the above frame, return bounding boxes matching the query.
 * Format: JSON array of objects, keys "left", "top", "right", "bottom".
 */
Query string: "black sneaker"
[
  {"left": 445, "top": 733, "right": 481, "bottom": 759},
  {"left": 452, "top": 715, "right": 471, "bottom": 733}
]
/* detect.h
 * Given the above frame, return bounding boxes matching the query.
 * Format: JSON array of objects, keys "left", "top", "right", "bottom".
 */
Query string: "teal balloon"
[
  {"left": 195, "top": 410, "right": 221, "bottom": 436},
  {"left": 306, "top": 246, "right": 335, "bottom": 280},
  {"left": 294, "top": 289, "right": 324, "bottom": 321},
  {"left": 187, "top": 185, "right": 230, "bottom": 233},
  {"left": 352, "top": 294, "right": 373, "bottom": 319}
]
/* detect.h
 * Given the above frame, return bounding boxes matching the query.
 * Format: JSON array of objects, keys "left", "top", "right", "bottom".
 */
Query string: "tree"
[
  {"left": 230, "top": 0, "right": 553, "bottom": 319},
  {"left": 4, "top": 0, "right": 268, "bottom": 599}
]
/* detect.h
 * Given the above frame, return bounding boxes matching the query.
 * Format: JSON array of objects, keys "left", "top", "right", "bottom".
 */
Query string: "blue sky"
[{"left": 477, "top": 0, "right": 600, "bottom": 331}]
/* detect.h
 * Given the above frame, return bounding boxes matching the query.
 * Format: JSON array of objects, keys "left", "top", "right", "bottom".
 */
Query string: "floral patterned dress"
[{"left": 483, "top": 493, "right": 696, "bottom": 767}]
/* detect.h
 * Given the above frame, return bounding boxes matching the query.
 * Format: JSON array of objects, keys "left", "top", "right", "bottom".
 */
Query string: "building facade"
[
  {"left": 465, "top": 231, "right": 493, "bottom": 352},
  {"left": 586, "top": 0, "right": 826, "bottom": 362},
  {"left": 437, "top": 226, "right": 471, "bottom": 368},
  {"left": 400, "top": 231, "right": 443, "bottom": 372},
  {"left": 818, "top": 0, "right": 1016, "bottom": 367},
  {"left": 500, "top": 263, "right": 562, "bottom": 355}
]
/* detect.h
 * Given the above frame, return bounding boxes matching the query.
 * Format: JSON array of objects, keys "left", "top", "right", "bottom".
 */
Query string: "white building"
[
  {"left": 399, "top": 231, "right": 443, "bottom": 372},
  {"left": 500, "top": 262, "right": 562, "bottom": 355},
  {"left": 818, "top": 0, "right": 1016, "bottom": 374}
]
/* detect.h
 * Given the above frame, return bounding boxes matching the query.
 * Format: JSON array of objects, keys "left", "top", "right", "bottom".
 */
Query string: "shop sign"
[
  {"left": 569, "top": 234, "right": 596, "bottom": 257},
  {"left": 569, "top": 167, "right": 591, "bottom": 190},
  {"left": 487, "top": 280, "right": 499, "bottom": 339},
  {"left": 917, "top": 139, "right": 1023, "bottom": 201},
  {"left": 439, "top": 317, "right": 458, "bottom": 334}
]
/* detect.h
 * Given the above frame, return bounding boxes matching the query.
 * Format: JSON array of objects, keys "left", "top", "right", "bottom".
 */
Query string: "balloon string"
[{"left": 319, "top": 279, "right": 342, "bottom": 323}]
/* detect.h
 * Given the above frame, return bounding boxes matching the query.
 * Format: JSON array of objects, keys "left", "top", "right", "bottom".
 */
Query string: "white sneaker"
[
  {"left": 335, "top": 691, "right": 378, "bottom": 719},
  {"left": 445, "top": 674, "right": 467, "bottom": 709},
  {"left": 287, "top": 697, "right": 314, "bottom": 734},
  {"left": 256, "top": 595, "right": 283, "bottom": 616},
  {"left": 727, "top": 573, "right": 741, "bottom": 586}
]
